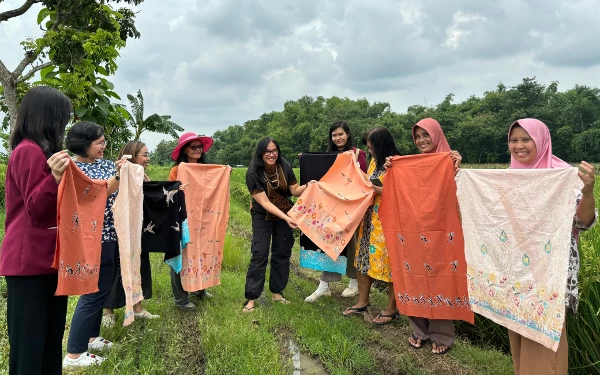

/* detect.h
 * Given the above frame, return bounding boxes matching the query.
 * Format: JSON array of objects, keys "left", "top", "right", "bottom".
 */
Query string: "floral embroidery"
[
  {"left": 522, "top": 253, "right": 531, "bottom": 266},
  {"left": 289, "top": 200, "right": 347, "bottom": 255},
  {"left": 544, "top": 240, "right": 552, "bottom": 254},
  {"left": 500, "top": 230, "right": 508, "bottom": 243}
]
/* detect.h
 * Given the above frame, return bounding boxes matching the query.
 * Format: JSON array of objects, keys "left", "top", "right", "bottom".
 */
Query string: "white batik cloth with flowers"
[{"left": 456, "top": 168, "right": 582, "bottom": 351}]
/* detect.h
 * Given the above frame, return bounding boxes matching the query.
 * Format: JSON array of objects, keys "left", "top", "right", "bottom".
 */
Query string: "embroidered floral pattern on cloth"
[
  {"left": 177, "top": 164, "right": 231, "bottom": 292},
  {"left": 379, "top": 153, "right": 474, "bottom": 323},
  {"left": 456, "top": 168, "right": 583, "bottom": 351},
  {"left": 53, "top": 160, "right": 107, "bottom": 295},
  {"left": 113, "top": 162, "right": 145, "bottom": 326},
  {"left": 288, "top": 151, "right": 374, "bottom": 261}
]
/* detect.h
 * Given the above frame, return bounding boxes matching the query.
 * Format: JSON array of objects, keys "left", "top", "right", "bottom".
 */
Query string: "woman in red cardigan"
[{"left": 0, "top": 86, "right": 72, "bottom": 375}]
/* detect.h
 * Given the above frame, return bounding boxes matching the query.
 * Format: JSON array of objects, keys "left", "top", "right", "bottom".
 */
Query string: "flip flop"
[
  {"left": 343, "top": 303, "right": 371, "bottom": 316},
  {"left": 272, "top": 298, "right": 290, "bottom": 304},
  {"left": 408, "top": 333, "right": 429, "bottom": 349},
  {"left": 372, "top": 311, "right": 399, "bottom": 325},
  {"left": 432, "top": 341, "right": 450, "bottom": 355},
  {"left": 242, "top": 306, "right": 255, "bottom": 313}
]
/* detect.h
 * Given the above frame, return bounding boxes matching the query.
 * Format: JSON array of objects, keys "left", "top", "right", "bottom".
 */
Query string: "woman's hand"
[
  {"left": 373, "top": 185, "right": 383, "bottom": 195},
  {"left": 450, "top": 150, "right": 462, "bottom": 172},
  {"left": 384, "top": 156, "right": 393, "bottom": 170},
  {"left": 47, "top": 151, "right": 71, "bottom": 184},
  {"left": 285, "top": 216, "right": 299, "bottom": 229},
  {"left": 579, "top": 161, "right": 596, "bottom": 195},
  {"left": 115, "top": 158, "right": 128, "bottom": 175}
]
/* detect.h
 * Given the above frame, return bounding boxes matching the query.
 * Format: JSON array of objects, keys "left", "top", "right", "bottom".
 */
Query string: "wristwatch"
[{"left": 115, "top": 174, "right": 120, "bottom": 181}]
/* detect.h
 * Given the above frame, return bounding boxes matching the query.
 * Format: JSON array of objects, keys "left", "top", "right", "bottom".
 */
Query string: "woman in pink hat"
[{"left": 168, "top": 132, "right": 214, "bottom": 310}]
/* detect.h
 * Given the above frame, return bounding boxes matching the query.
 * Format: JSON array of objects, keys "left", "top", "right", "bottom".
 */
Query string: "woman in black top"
[{"left": 243, "top": 137, "right": 315, "bottom": 312}]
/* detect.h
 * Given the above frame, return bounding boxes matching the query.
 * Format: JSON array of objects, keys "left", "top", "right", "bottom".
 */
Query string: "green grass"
[{"left": 1, "top": 164, "right": 597, "bottom": 374}]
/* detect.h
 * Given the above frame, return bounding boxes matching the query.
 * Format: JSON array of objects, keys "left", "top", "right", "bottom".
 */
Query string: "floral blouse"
[
  {"left": 75, "top": 159, "right": 118, "bottom": 243},
  {"left": 567, "top": 194, "right": 597, "bottom": 314}
]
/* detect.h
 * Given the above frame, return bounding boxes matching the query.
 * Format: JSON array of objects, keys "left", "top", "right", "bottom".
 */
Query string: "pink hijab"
[
  {"left": 508, "top": 118, "right": 571, "bottom": 169},
  {"left": 412, "top": 118, "right": 451, "bottom": 153}
]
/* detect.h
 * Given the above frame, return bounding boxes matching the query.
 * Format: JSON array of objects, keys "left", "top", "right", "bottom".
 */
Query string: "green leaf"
[
  {"left": 96, "top": 66, "right": 109, "bottom": 76},
  {"left": 37, "top": 8, "right": 51, "bottom": 25},
  {"left": 116, "top": 106, "right": 131, "bottom": 119},
  {"left": 96, "top": 101, "right": 109, "bottom": 116},
  {"left": 40, "top": 65, "right": 55, "bottom": 79},
  {"left": 106, "top": 91, "right": 121, "bottom": 100},
  {"left": 75, "top": 107, "right": 89, "bottom": 118}
]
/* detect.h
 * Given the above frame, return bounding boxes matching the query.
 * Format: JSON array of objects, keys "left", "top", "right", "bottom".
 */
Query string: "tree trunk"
[{"left": 4, "top": 78, "right": 19, "bottom": 137}]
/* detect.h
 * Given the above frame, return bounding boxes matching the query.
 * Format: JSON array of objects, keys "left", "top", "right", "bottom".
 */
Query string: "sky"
[{"left": 1, "top": 0, "right": 600, "bottom": 151}]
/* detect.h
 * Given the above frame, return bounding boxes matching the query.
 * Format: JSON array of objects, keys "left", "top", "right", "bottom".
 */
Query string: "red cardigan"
[
  {"left": 352, "top": 147, "right": 368, "bottom": 173},
  {"left": 0, "top": 139, "right": 60, "bottom": 276}
]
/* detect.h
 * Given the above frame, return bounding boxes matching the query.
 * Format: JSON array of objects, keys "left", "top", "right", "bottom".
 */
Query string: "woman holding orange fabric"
[
  {"left": 168, "top": 132, "right": 214, "bottom": 310},
  {"left": 405, "top": 118, "right": 462, "bottom": 355},
  {"left": 102, "top": 141, "right": 158, "bottom": 326},
  {"left": 343, "top": 127, "right": 400, "bottom": 324}
]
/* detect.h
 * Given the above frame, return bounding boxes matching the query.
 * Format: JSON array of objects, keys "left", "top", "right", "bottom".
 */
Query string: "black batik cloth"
[
  {"left": 141, "top": 181, "right": 186, "bottom": 261},
  {"left": 298, "top": 152, "right": 340, "bottom": 251}
]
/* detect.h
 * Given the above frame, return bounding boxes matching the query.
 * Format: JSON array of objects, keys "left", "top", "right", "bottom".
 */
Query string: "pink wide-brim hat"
[{"left": 170, "top": 132, "right": 213, "bottom": 161}]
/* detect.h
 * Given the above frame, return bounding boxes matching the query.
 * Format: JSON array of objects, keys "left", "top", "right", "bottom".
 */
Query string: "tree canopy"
[{"left": 205, "top": 78, "right": 600, "bottom": 166}]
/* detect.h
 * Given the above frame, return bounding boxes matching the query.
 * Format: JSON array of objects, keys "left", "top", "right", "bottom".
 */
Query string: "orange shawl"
[
  {"left": 379, "top": 153, "right": 474, "bottom": 323},
  {"left": 53, "top": 160, "right": 108, "bottom": 296},
  {"left": 176, "top": 163, "right": 231, "bottom": 292},
  {"left": 288, "top": 151, "right": 374, "bottom": 261}
]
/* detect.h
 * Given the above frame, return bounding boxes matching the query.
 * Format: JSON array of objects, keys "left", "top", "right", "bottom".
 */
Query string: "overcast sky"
[{"left": 1, "top": 0, "right": 600, "bottom": 151}]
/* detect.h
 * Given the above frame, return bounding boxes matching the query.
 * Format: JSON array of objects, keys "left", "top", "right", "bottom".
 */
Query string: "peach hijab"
[
  {"left": 412, "top": 118, "right": 451, "bottom": 153},
  {"left": 508, "top": 118, "right": 571, "bottom": 169}
]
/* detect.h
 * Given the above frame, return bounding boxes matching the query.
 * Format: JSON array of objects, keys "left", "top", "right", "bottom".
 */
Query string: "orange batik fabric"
[
  {"left": 288, "top": 151, "right": 374, "bottom": 261},
  {"left": 177, "top": 164, "right": 231, "bottom": 292},
  {"left": 53, "top": 160, "right": 108, "bottom": 296},
  {"left": 379, "top": 153, "right": 474, "bottom": 323}
]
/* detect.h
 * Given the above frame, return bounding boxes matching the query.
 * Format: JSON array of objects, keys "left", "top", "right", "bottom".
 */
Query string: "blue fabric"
[
  {"left": 299, "top": 248, "right": 347, "bottom": 274},
  {"left": 165, "top": 219, "right": 189, "bottom": 273}
]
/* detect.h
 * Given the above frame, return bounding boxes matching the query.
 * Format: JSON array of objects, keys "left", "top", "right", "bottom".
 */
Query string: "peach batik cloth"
[
  {"left": 288, "top": 151, "right": 374, "bottom": 261},
  {"left": 380, "top": 153, "right": 474, "bottom": 323},
  {"left": 176, "top": 163, "right": 232, "bottom": 292},
  {"left": 456, "top": 168, "right": 582, "bottom": 351},
  {"left": 53, "top": 160, "right": 107, "bottom": 296},
  {"left": 113, "top": 162, "right": 145, "bottom": 326}
]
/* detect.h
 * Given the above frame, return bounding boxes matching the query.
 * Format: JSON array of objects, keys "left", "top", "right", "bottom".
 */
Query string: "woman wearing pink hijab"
[
  {"left": 406, "top": 118, "right": 462, "bottom": 355},
  {"left": 507, "top": 118, "right": 596, "bottom": 375}
]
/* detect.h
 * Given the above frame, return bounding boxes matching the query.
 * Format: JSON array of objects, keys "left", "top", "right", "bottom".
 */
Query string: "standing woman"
[
  {"left": 506, "top": 119, "right": 596, "bottom": 375},
  {"left": 343, "top": 127, "right": 400, "bottom": 324},
  {"left": 0, "top": 86, "right": 72, "bottom": 375},
  {"left": 63, "top": 122, "right": 126, "bottom": 367},
  {"left": 243, "top": 137, "right": 314, "bottom": 312},
  {"left": 102, "top": 141, "right": 159, "bottom": 327},
  {"left": 305, "top": 121, "right": 367, "bottom": 302},
  {"left": 168, "top": 132, "right": 214, "bottom": 310},
  {"left": 407, "top": 118, "right": 461, "bottom": 355}
]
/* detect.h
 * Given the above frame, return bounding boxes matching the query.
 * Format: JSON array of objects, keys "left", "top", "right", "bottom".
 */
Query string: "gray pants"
[
  {"left": 320, "top": 232, "right": 358, "bottom": 282},
  {"left": 408, "top": 317, "right": 455, "bottom": 347},
  {"left": 170, "top": 268, "right": 205, "bottom": 306}
]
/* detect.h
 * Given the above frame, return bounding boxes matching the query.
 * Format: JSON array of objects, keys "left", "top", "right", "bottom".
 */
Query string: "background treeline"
[{"left": 151, "top": 77, "right": 600, "bottom": 166}]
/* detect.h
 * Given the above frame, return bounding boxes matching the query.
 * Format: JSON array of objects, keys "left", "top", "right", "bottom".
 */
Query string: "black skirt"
[{"left": 104, "top": 252, "right": 153, "bottom": 309}]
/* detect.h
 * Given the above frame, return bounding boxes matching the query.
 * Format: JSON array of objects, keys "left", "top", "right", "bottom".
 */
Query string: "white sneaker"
[
  {"left": 304, "top": 288, "right": 331, "bottom": 302},
  {"left": 341, "top": 286, "right": 359, "bottom": 298},
  {"left": 134, "top": 309, "right": 160, "bottom": 319},
  {"left": 88, "top": 336, "right": 113, "bottom": 352},
  {"left": 63, "top": 352, "right": 104, "bottom": 368},
  {"left": 101, "top": 314, "right": 116, "bottom": 328}
]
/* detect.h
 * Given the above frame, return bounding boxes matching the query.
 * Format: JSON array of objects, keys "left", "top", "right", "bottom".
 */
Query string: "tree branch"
[
  {"left": 0, "top": 0, "right": 41, "bottom": 23},
  {"left": 12, "top": 52, "right": 37, "bottom": 77},
  {"left": 0, "top": 59, "right": 12, "bottom": 83},
  {"left": 16, "top": 60, "right": 54, "bottom": 84}
]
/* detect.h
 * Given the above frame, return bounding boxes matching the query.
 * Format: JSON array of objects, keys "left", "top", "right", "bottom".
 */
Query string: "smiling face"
[
  {"left": 509, "top": 125, "right": 537, "bottom": 165},
  {"left": 414, "top": 126, "right": 434, "bottom": 153},
  {"left": 331, "top": 127, "right": 349, "bottom": 150},
  {"left": 184, "top": 141, "right": 204, "bottom": 162},
  {"left": 86, "top": 135, "right": 106, "bottom": 160},
  {"left": 262, "top": 141, "right": 279, "bottom": 166},
  {"left": 133, "top": 146, "right": 150, "bottom": 169}
]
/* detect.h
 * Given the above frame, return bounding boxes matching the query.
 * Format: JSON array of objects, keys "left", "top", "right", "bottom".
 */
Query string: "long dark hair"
[
  {"left": 247, "top": 137, "right": 289, "bottom": 181},
  {"left": 327, "top": 121, "right": 354, "bottom": 152},
  {"left": 366, "top": 127, "right": 400, "bottom": 170},
  {"left": 175, "top": 143, "right": 207, "bottom": 165},
  {"left": 10, "top": 86, "right": 72, "bottom": 157}
]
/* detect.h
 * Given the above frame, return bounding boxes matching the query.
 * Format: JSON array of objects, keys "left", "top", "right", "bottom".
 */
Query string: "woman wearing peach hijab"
[
  {"left": 506, "top": 118, "right": 596, "bottom": 375},
  {"left": 406, "top": 118, "right": 462, "bottom": 355}
]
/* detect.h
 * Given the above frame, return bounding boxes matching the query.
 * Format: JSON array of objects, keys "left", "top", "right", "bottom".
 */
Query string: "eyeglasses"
[
  {"left": 94, "top": 140, "right": 107, "bottom": 146},
  {"left": 138, "top": 153, "right": 149, "bottom": 157},
  {"left": 188, "top": 145, "right": 203, "bottom": 151},
  {"left": 264, "top": 149, "right": 279, "bottom": 156}
]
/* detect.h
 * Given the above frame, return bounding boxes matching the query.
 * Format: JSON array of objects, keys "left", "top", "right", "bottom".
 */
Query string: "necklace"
[{"left": 263, "top": 167, "right": 280, "bottom": 189}]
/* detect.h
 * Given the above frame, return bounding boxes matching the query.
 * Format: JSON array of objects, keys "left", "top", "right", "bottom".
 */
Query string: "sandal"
[
  {"left": 432, "top": 340, "right": 450, "bottom": 355},
  {"left": 372, "top": 311, "right": 399, "bottom": 325},
  {"left": 242, "top": 300, "right": 255, "bottom": 313},
  {"left": 343, "top": 303, "right": 370, "bottom": 316},
  {"left": 408, "top": 334, "right": 429, "bottom": 349},
  {"left": 272, "top": 297, "right": 290, "bottom": 304}
]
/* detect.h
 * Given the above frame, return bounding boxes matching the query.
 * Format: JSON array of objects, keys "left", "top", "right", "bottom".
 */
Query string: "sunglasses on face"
[{"left": 188, "top": 145, "right": 203, "bottom": 151}]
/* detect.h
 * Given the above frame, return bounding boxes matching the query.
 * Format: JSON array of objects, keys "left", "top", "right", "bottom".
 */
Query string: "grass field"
[{"left": 0, "top": 164, "right": 598, "bottom": 374}]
